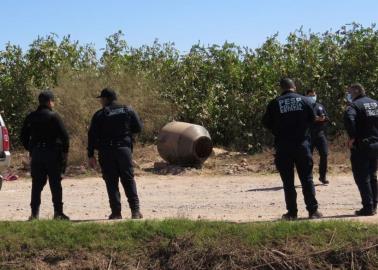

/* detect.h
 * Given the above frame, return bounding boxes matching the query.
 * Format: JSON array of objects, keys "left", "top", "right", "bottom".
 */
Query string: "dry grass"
[
  {"left": 52, "top": 70, "right": 175, "bottom": 165},
  {"left": 0, "top": 220, "right": 377, "bottom": 269},
  {"left": 145, "top": 235, "right": 378, "bottom": 270}
]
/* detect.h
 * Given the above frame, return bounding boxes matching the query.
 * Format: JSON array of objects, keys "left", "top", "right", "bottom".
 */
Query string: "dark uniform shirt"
[
  {"left": 87, "top": 103, "right": 143, "bottom": 157},
  {"left": 20, "top": 105, "right": 69, "bottom": 153},
  {"left": 344, "top": 95, "right": 378, "bottom": 142},
  {"left": 262, "top": 91, "right": 315, "bottom": 144},
  {"left": 310, "top": 102, "right": 328, "bottom": 137}
]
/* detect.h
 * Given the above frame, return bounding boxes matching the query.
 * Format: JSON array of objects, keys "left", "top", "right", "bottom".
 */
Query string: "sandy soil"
[{"left": 1, "top": 173, "right": 377, "bottom": 223}]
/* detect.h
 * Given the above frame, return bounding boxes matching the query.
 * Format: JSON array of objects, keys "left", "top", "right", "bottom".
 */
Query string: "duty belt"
[
  {"left": 34, "top": 142, "right": 59, "bottom": 148},
  {"left": 101, "top": 140, "right": 130, "bottom": 147}
]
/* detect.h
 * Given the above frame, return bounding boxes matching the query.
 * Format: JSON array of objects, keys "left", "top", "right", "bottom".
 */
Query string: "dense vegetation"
[
  {"left": 0, "top": 219, "right": 377, "bottom": 269},
  {"left": 1, "top": 23, "right": 378, "bottom": 161}
]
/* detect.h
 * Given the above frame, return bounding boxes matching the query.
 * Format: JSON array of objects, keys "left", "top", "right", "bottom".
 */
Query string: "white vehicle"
[{"left": 0, "top": 114, "right": 11, "bottom": 190}]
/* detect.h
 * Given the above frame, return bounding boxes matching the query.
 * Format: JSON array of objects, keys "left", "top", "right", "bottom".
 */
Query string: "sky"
[{"left": 1, "top": 0, "right": 378, "bottom": 53}]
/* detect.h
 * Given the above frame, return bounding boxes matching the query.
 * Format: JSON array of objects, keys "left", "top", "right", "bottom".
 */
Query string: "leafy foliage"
[{"left": 1, "top": 23, "right": 378, "bottom": 153}]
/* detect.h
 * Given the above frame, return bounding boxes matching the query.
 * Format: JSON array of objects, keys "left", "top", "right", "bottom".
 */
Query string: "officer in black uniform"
[
  {"left": 262, "top": 78, "right": 322, "bottom": 220},
  {"left": 88, "top": 88, "right": 143, "bottom": 220},
  {"left": 20, "top": 90, "right": 70, "bottom": 220},
  {"left": 344, "top": 83, "right": 378, "bottom": 216},
  {"left": 306, "top": 89, "right": 330, "bottom": 184}
]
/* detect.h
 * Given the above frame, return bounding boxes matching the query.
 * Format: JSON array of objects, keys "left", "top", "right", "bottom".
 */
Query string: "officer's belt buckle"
[{"left": 37, "top": 142, "right": 47, "bottom": 148}]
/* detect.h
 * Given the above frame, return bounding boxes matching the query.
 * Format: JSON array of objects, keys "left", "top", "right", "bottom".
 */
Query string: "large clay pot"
[{"left": 157, "top": 122, "right": 213, "bottom": 165}]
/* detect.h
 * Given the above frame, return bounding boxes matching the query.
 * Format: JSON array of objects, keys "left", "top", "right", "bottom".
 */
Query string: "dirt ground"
[
  {"left": 1, "top": 173, "right": 377, "bottom": 223},
  {"left": 2, "top": 144, "right": 375, "bottom": 223},
  {"left": 11, "top": 143, "right": 352, "bottom": 178}
]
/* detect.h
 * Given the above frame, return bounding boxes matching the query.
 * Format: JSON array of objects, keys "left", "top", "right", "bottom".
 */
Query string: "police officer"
[
  {"left": 20, "top": 90, "right": 70, "bottom": 220},
  {"left": 344, "top": 83, "right": 378, "bottom": 216},
  {"left": 306, "top": 89, "right": 330, "bottom": 184},
  {"left": 262, "top": 78, "right": 322, "bottom": 220},
  {"left": 88, "top": 88, "right": 143, "bottom": 220}
]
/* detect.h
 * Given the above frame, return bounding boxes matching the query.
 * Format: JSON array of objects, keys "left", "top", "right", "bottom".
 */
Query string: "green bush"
[{"left": 1, "top": 23, "right": 378, "bottom": 159}]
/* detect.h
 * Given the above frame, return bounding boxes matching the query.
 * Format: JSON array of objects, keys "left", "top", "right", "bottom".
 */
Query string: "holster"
[{"left": 360, "top": 137, "right": 378, "bottom": 159}]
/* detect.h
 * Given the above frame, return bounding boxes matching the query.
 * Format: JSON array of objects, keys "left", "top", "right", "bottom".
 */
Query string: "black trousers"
[
  {"left": 351, "top": 148, "right": 378, "bottom": 210},
  {"left": 275, "top": 140, "right": 318, "bottom": 214},
  {"left": 311, "top": 134, "right": 328, "bottom": 180},
  {"left": 99, "top": 146, "right": 140, "bottom": 214},
  {"left": 30, "top": 147, "right": 64, "bottom": 213}
]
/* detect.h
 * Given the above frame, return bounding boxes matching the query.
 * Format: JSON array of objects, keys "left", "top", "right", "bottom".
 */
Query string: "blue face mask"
[
  {"left": 308, "top": 96, "right": 317, "bottom": 104},
  {"left": 346, "top": 93, "right": 353, "bottom": 103}
]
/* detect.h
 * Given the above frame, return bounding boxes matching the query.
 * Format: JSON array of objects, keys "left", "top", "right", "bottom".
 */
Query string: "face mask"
[
  {"left": 308, "top": 96, "right": 317, "bottom": 104},
  {"left": 346, "top": 93, "right": 353, "bottom": 103}
]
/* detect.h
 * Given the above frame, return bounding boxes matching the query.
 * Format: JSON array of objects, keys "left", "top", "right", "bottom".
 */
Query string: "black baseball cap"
[
  {"left": 280, "top": 78, "right": 296, "bottom": 90},
  {"left": 96, "top": 88, "right": 117, "bottom": 100},
  {"left": 38, "top": 90, "right": 55, "bottom": 104}
]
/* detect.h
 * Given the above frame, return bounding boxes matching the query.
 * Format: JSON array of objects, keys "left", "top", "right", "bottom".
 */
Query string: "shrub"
[{"left": 2, "top": 23, "right": 378, "bottom": 163}]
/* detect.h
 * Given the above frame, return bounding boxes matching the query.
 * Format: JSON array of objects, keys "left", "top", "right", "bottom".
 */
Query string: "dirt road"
[{"left": 0, "top": 174, "right": 377, "bottom": 223}]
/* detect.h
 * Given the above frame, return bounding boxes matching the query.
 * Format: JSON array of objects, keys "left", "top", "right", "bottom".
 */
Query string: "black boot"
[
  {"left": 53, "top": 203, "right": 69, "bottom": 220},
  {"left": 355, "top": 208, "right": 376, "bottom": 216},
  {"left": 281, "top": 211, "right": 297, "bottom": 221},
  {"left": 309, "top": 210, "right": 323, "bottom": 219},
  {"left": 108, "top": 212, "right": 123, "bottom": 220},
  {"left": 28, "top": 207, "right": 40, "bottom": 221},
  {"left": 131, "top": 209, "right": 143, "bottom": 219},
  {"left": 319, "top": 178, "right": 329, "bottom": 184},
  {"left": 53, "top": 207, "right": 70, "bottom": 220},
  {"left": 54, "top": 212, "right": 70, "bottom": 220}
]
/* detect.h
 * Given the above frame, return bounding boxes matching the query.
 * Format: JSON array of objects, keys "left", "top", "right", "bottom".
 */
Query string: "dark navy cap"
[
  {"left": 96, "top": 88, "right": 117, "bottom": 100},
  {"left": 38, "top": 90, "right": 55, "bottom": 104}
]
